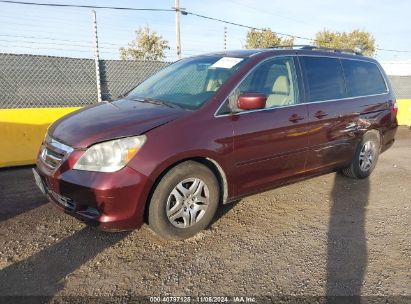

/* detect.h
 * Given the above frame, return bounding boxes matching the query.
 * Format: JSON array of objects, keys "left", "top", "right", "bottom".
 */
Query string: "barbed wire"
[
  {"left": 0, "top": 0, "right": 410, "bottom": 54},
  {"left": 0, "top": 0, "right": 175, "bottom": 12},
  {"left": 0, "top": 43, "right": 93, "bottom": 53},
  {"left": 0, "top": 34, "right": 92, "bottom": 45}
]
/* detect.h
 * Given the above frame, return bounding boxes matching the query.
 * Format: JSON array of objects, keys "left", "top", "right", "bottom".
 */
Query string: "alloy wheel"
[{"left": 359, "top": 140, "right": 376, "bottom": 171}]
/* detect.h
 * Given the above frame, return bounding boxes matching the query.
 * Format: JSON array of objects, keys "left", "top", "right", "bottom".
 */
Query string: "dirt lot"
[{"left": 0, "top": 127, "right": 410, "bottom": 302}]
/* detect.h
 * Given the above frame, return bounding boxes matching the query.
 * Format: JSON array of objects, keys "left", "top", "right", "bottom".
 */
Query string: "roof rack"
[{"left": 268, "top": 45, "right": 363, "bottom": 56}]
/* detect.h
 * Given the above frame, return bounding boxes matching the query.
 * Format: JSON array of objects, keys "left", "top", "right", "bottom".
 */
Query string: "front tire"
[
  {"left": 342, "top": 130, "right": 381, "bottom": 179},
  {"left": 148, "top": 161, "right": 220, "bottom": 240}
]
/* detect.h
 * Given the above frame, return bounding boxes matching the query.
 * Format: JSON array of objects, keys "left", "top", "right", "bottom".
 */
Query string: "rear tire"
[
  {"left": 148, "top": 161, "right": 220, "bottom": 240},
  {"left": 342, "top": 130, "right": 381, "bottom": 179}
]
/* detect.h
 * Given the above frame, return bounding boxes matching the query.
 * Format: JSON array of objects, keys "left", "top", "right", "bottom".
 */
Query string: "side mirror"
[{"left": 237, "top": 93, "right": 267, "bottom": 110}]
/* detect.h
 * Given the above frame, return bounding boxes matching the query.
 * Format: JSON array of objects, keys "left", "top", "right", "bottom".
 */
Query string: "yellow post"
[
  {"left": 0, "top": 107, "right": 81, "bottom": 167},
  {"left": 397, "top": 99, "right": 411, "bottom": 126}
]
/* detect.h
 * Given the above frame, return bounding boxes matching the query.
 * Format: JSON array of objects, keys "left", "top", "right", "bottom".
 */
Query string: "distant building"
[
  {"left": 381, "top": 60, "right": 411, "bottom": 76},
  {"left": 380, "top": 61, "right": 411, "bottom": 99}
]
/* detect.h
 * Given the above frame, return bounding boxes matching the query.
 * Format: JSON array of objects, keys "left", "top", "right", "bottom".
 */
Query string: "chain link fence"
[
  {"left": 99, "top": 59, "right": 169, "bottom": 101},
  {"left": 0, "top": 53, "right": 410, "bottom": 109},
  {"left": 389, "top": 76, "right": 411, "bottom": 99},
  {"left": 0, "top": 53, "right": 170, "bottom": 108}
]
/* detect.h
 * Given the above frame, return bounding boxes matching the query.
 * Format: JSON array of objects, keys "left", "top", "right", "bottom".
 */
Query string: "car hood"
[{"left": 48, "top": 99, "right": 187, "bottom": 149}]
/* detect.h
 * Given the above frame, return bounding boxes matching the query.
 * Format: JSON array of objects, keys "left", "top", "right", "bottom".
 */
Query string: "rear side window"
[
  {"left": 341, "top": 60, "right": 387, "bottom": 97},
  {"left": 301, "top": 56, "right": 346, "bottom": 102}
]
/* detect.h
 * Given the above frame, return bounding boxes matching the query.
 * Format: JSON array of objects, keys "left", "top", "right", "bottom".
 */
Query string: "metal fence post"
[
  {"left": 92, "top": 10, "right": 102, "bottom": 102},
  {"left": 175, "top": 0, "right": 181, "bottom": 60}
]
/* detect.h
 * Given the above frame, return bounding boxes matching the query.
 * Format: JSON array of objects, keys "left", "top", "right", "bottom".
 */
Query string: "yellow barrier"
[
  {"left": 0, "top": 107, "right": 81, "bottom": 168},
  {"left": 0, "top": 100, "right": 410, "bottom": 168},
  {"left": 397, "top": 99, "right": 411, "bottom": 126}
]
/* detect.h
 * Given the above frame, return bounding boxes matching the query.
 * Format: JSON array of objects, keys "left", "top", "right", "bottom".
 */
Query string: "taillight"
[{"left": 389, "top": 100, "right": 398, "bottom": 115}]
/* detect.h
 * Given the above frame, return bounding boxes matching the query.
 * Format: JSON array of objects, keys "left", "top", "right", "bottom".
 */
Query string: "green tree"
[
  {"left": 120, "top": 25, "right": 170, "bottom": 61},
  {"left": 245, "top": 28, "right": 294, "bottom": 49},
  {"left": 314, "top": 29, "right": 376, "bottom": 56}
]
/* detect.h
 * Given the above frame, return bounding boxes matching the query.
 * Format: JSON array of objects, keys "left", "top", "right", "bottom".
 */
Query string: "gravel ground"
[{"left": 0, "top": 127, "right": 410, "bottom": 302}]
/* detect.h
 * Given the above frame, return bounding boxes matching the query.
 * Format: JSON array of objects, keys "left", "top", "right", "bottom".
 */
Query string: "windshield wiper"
[{"left": 131, "top": 97, "right": 184, "bottom": 110}]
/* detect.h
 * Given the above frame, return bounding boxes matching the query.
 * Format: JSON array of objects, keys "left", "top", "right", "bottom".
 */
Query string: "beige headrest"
[
  {"left": 272, "top": 76, "right": 289, "bottom": 94},
  {"left": 206, "top": 69, "right": 232, "bottom": 91},
  {"left": 217, "top": 69, "right": 231, "bottom": 82}
]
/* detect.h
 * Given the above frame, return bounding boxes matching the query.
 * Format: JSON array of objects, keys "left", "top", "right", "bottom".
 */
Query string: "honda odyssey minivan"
[{"left": 34, "top": 46, "right": 398, "bottom": 240}]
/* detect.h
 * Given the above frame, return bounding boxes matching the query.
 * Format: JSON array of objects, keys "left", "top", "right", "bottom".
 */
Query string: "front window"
[
  {"left": 126, "top": 56, "right": 247, "bottom": 110},
  {"left": 220, "top": 56, "right": 299, "bottom": 114}
]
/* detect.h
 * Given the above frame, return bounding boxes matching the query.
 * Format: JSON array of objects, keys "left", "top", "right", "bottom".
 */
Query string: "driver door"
[{"left": 227, "top": 56, "right": 309, "bottom": 196}]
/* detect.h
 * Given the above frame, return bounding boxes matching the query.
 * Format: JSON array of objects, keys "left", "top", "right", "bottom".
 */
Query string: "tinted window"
[
  {"left": 341, "top": 60, "right": 387, "bottom": 97},
  {"left": 301, "top": 56, "right": 346, "bottom": 102},
  {"left": 226, "top": 56, "right": 299, "bottom": 112}
]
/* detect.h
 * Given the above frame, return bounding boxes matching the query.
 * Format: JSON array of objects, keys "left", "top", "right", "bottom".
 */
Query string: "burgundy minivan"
[{"left": 34, "top": 47, "right": 398, "bottom": 240}]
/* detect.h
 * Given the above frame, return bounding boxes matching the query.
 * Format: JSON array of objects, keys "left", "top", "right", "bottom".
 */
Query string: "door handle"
[
  {"left": 314, "top": 111, "right": 328, "bottom": 119},
  {"left": 288, "top": 114, "right": 305, "bottom": 123}
]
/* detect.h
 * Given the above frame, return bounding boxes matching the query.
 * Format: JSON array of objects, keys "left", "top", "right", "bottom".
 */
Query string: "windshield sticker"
[{"left": 210, "top": 57, "right": 243, "bottom": 69}]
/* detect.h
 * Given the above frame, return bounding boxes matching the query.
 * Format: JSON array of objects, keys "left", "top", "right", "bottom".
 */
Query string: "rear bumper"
[{"left": 35, "top": 163, "right": 152, "bottom": 231}]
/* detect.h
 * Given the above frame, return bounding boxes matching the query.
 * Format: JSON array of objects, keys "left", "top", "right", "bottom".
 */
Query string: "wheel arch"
[
  {"left": 363, "top": 128, "right": 382, "bottom": 150},
  {"left": 143, "top": 156, "right": 230, "bottom": 223}
]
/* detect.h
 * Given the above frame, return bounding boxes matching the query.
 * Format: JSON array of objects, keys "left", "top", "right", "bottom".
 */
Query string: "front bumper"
[{"left": 34, "top": 161, "right": 152, "bottom": 231}]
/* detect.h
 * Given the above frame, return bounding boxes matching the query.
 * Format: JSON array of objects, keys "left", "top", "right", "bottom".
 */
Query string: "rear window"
[
  {"left": 301, "top": 56, "right": 346, "bottom": 102},
  {"left": 341, "top": 59, "right": 387, "bottom": 97}
]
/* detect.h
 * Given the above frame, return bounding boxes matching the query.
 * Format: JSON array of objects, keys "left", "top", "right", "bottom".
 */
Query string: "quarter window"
[
  {"left": 341, "top": 59, "right": 387, "bottom": 97},
  {"left": 301, "top": 56, "right": 346, "bottom": 102}
]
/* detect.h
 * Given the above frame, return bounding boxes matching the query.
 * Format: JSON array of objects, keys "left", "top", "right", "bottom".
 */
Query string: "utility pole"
[
  {"left": 224, "top": 26, "right": 227, "bottom": 50},
  {"left": 175, "top": 0, "right": 181, "bottom": 59},
  {"left": 92, "top": 10, "right": 102, "bottom": 102}
]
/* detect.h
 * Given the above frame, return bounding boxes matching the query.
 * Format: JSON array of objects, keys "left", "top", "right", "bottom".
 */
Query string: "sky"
[{"left": 0, "top": 0, "right": 410, "bottom": 62}]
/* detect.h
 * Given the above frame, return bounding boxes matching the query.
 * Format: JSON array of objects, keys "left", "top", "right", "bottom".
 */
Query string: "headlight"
[{"left": 73, "top": 135, "right": 146, "bottom": 172}]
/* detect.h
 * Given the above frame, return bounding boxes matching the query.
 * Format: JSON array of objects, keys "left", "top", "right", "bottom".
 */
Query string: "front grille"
[
  {"left": 41, "top": 146, "right": 64, "bottom": 169},
  {"left": 40, "top": 135, "right": 73, "bottom": 170}
]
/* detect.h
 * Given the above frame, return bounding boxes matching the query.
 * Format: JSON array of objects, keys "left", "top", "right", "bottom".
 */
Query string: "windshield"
[{"left": 126, "top": 56, "right": 247, "bottom": 110}]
